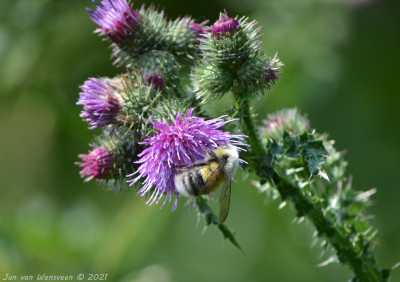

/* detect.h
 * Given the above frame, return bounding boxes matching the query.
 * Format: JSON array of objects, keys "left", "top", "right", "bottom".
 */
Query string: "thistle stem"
[
  {"left": 232, "top": 90, "right": 267, "bottom": 160},
  {"left": 276, "top": 173, "right": 387, "bottom": 282},
  {"left": 233, "top": 90, "right": 387, "bottom": 281}
]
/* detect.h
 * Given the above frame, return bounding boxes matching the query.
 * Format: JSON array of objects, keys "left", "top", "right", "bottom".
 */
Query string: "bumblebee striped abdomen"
[{"left": 175, "top": 161, "right": 225, "bottom": 197}]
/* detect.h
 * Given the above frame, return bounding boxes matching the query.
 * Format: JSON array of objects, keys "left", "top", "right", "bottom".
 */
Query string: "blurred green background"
[{"left": 0, "top": 0, "right": 399, "bottom": 281}]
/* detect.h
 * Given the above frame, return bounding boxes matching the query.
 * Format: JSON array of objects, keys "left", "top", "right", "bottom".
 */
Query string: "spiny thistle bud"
[
  {"left": 136, "top": 50, "right": 182, "bottom": 95},
  {"left": 193, "top": 13, "right": 282, "bottom": 103},
  {"left": 127, "top": 108, "right": 247, "bottom": 209},
  {"left": 145, "top": 73, "right": 165, "bottom": 92},
  {"left": 77, "top": 128, "right": 139, "bottom": 190},
  {"left": 212, "top": 12, "right": 240, "bottom": 36},
  {"left": 259, "top": 108, "right": 310, "bottom": 140},
  {"left": 78, "top": 77, "right": 125, "bottom": 129},
  {"left": 87, "top": 0, "right": 141, "bottom": 44},
  {"left": 164, "top": 16, "right": 204, "bottom": 61},
  {"left": 78, "top": 146, "right": 114, "bottom": 181}
]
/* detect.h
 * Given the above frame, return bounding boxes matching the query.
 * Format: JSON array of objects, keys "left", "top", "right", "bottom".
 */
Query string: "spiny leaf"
[
  {"left": 285, "top": 135, "right": 301, "bottom": 157},
  {"left": 270, "top": 138, "right": 284, "bottom": 158},
  {"left": 318, "top": 170, "right": 330, "bottom": 182},
  {"left": 302, "top": 139, "right": 329, "bottom": 175}
]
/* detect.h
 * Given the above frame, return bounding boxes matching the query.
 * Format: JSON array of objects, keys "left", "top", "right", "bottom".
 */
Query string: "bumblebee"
[{"left": 174, "top": 145, "right": 240, "bottom": 223}]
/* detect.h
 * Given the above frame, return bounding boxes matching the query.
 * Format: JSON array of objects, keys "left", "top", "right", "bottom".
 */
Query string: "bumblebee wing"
[
  {"left": 219, "top": 178, "right": 231, "bottom": 223},
  {"left": 203, "top": 158, "right": 227, "bottom": 194}
]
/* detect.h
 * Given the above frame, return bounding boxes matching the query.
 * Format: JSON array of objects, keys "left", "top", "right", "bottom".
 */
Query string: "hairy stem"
[{"left": 232, "top": 90, "right": 266, "bottom": 160}]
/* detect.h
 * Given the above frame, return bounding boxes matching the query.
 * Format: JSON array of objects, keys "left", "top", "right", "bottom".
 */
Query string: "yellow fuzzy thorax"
[
  {"left": 213, "top": 148, "right": 228, "bottom": 158},
  {"left": 199, "top": 161, "right": 225, "bottom": 194}
]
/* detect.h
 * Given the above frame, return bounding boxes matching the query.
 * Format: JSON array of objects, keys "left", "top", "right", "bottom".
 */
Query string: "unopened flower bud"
[
  {"left": 145, "top": 73, "right": 165, "bottom": 92},
  {"left": 260, "top": 109, "right": 310, "bottom": 140},
  {"left": 78, "top": 146, "right": 114, "bottom": 181},
  {"left": 212, "top": 12, "right": 240, "bottom": 36}
]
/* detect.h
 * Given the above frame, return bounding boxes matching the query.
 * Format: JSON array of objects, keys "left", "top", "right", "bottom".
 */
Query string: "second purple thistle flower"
[
  {"left": 128, "top": 108, "right": 247, "bottom": 209},
  {"left": 87, "top": 0, "right": 141, "bottom": 43},
  {"left": 78, "top": 77, "right": 125, "bottom": 129}
]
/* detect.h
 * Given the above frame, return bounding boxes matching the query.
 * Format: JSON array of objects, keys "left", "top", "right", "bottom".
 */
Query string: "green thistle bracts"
[{"left": 193, "top": 16, "right": 283, "bottom": 102}]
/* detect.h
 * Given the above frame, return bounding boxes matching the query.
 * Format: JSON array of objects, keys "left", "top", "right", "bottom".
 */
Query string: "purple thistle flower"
[
  {"left": 127, "top": 108, "right": 247, "bottom": 209},
  {"left": 78, "top": 146, "right": 114, "bottom": 182},
  {"left": 78, "top": 77, "right": 124, "bottom": 129},
  {"left": 212, "top": 12, "right": 240, "bottom": 36},
  {"left": 87, "top": 0, "right": 141, "bottom": 43},
  {"left": 145, "top": 73, "right": 165, "bottom": 92}
]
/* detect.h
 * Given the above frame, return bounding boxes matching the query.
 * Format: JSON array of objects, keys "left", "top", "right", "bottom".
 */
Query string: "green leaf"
[
  {"left": 285, "top": 136, "right": 301, "bottom": 157},
  {"left": 270, "top": 139, "right": 285, "bottom": 158},
  {"left": 302, "top": 139, "right": 329, "bottom": 176}
]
